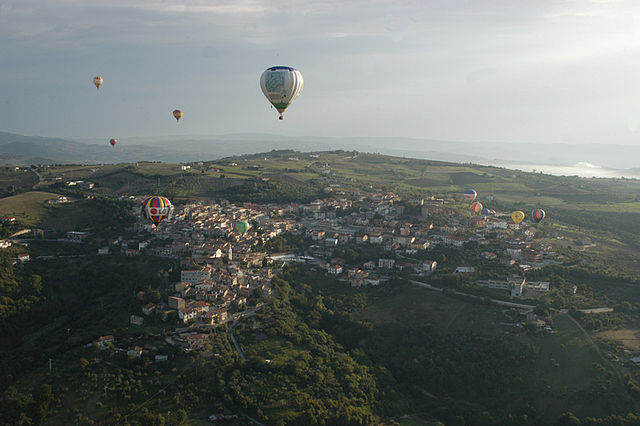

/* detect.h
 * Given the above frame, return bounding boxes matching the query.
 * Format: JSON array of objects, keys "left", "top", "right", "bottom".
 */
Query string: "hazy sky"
[{"left": 2, "top": 0, "right": 640, "bottom": 144}]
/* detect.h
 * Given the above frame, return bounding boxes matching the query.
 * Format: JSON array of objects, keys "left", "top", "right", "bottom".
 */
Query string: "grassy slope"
[
  {"left": 0, "top": 191, "right": 60, "bottom": 225},
  {"left": 357, "top": 283, "right": 634, "bottom": 420},
  {"left": 533, "top": 314, "right": 632, "bottom": 420}
]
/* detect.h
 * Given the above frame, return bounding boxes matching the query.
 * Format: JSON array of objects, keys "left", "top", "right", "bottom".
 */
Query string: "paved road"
[
  {"left": 229, "top": 321, "right": 246, "bottom": 361},
  {"left": 408, "top": 279, "right": 535, "bottom": 310},
  {"left": 8, "top": 229, "right": 31, "bottom": 239}
]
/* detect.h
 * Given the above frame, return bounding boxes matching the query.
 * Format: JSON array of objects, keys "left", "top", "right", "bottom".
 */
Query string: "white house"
[
  {"left": 178, "top": 308, "right": 198, "bottom": 323},
  {"left": 181, "top": 267, "right": 212, "bottom": 285},
  {"left": 378, "top": 258, "right": 395, "bottom": 269},
  {"left": 422, "top": 260, "right": 438, "bottom": 273},
  {"left": 328, "top": 265, "right": 343, "bottom": 275}
]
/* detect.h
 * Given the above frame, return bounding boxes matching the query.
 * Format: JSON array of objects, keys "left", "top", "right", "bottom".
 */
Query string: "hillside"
[
  {"left": 2, "top": 151, "right": 640, "bottom": 424},
  {"left": 0, "top": 132, "right": 208, "bottom": 165}
]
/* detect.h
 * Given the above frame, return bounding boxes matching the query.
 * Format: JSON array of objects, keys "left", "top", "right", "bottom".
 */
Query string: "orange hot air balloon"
[
  {"left": 173, "top": 109, "right": 183, "bottom": 121},
  {"left": 471, "top": 202, "right": 483, "bottom": 214},
  {"left": 93, "top": 76, "right": 103, "bottom": 89},
  {"left": 109, "top": 138, "right": 117, "bottom": 147}
]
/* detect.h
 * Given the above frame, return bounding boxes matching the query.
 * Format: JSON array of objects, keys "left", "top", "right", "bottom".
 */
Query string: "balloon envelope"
[
  {"left": 109, "top": 138, "right": 117, "bottom": 147},
  {"left": 471, "top": 202, "right": 483, "bottom": 214},
  {"left": 235, "top": 220, "right": 251, "bottom": 235},
  {"left": 260, "top": 66, "right": 303, "bottom": 120},
  {"left": 93, "top": 76, "right": 103, "bottom": 89},
  {"left": 142, "top": 196, "right": 174, "bottom": 227},
  {"left": 463, "top": 189, "right": 477, "bottom": 200},
  {"left": 173, "top": 109, "right": 183, "bottom": 121},
  {"left": 531, "top": 209, "right": 546, "bottom": 223},
  {"left": 511, "top": 211, "right": 525, "bottom": 224},
  {"left": 481, "top": 207, "right": 492, "bottom": 216}
]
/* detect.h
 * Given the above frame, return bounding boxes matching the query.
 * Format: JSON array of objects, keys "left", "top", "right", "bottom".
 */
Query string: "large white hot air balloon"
[{"left": 260, "top": 66, "right": 303, "bottom": 120}]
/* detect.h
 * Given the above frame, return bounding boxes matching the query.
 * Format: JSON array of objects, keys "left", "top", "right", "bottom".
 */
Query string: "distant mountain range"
[{"left": 2, "top": 131, "right": 640, "bottom": 177}]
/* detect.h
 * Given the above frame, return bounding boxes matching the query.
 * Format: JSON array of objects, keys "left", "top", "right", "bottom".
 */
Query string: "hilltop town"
[{"left": 71, "top": 183, "right": 565, "bottom": 359}]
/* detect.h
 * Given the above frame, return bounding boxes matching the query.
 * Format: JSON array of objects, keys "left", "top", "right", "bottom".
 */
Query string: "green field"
[
  {"left": 356, "top": 283, "right": 508, "bottom": 336},
  {"left": 0, "top": 191, "right": 60, "bottom": 225},
  {"left": 532, "top": 314, "right": 633, "bottom": 420},
  {"left": 355, "top": 281, "right": 636, "bottom": 420}
]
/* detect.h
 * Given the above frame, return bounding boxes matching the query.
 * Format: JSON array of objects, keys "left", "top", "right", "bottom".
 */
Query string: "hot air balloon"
[
  {"left": 511, "top": 211, "right": 525, "bottom": 224},
  {"left": 463, "top": 189, "right": 477, "bottom": 201},
  {"left": 481, "top": 207, "right": 492, "bottom": 216},
  {"left": 235, "top": 220, "right": 251, "bottom": 236},
  {"left": 531, "top": 208, "right": 546, "bottom": 223},
  {"left": 93, "top": 76, "right": 103, "bottom": 89},
  {"left": 260, "top": 66, "right": 303, "bottom": 120},
  {"left": 142, "top": 196, "right": 174, "bottom": 227},
  {"left": 172, "top": 109, "right": 183, "bottom": 121},
  {"left": 471, "top": 202, "right": 483, "bottom": 214},
  {"left": 109, "top": 138, "right": 117, "bottom": 148}
]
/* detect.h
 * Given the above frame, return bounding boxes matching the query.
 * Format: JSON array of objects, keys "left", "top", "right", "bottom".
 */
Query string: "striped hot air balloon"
[
  {"left": 463, "top": 189, "right": 477, "bottom": 201},
  {"left": 172, "top": 109, "right": 183, "bottom": 121},
  {"left": 471, "top": 202, "right": 483, "bottom": 214},
  {"left": 260, "top": 66, "right": 303, "bottom": 120},
  {"left": 109, "top": 138, "right": 117, "bottom": 147},
  {"left": 142, "top": 196, "right": 174, "bottom": 227},
  {"left": 93, "top": 76, "right": 103, "bottom": 89},
  {"left": 531, "top": 208, "right": 546, "bottom": 223}
]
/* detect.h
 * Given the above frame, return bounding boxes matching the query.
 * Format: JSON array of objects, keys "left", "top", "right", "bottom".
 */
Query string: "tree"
[
  {"left": 32, "top": 384, "right": 53, "bottom": 424},
  {"left": 80, "top": 358, "right": 89, "bottom": 370},
  {"left": 557, "top": 412, "right": 581, "bottom": 425}
]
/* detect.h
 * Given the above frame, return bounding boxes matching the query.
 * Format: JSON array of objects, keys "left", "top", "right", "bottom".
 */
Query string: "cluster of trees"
[
  {"left": 223, "top": 273, "right": 379, "bottom": 424},
  {"left": 263, "top": 233, "right": 313, "bottom": 254},
  {"left": 218, "top": 179, "right": 324, "bottom": 203},
  {"left": 0, "top": 384, "right": 53, "bottom": 425},
  {"left": 0, "top": 221, "right": 24, "bottom": 239},
  {"left": 0, "top": 252, "right": 43, "bottom": 343}
]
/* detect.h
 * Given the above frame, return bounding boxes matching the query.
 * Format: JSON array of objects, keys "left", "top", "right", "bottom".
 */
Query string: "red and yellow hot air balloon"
[
  {"left": 471, "top": 202, "right": 483, "bottom": 214},
  {"left": 93, "top": 76, "right": 103, "bottom": 89},
  {"left": 109, "top": 138, "right": 117, "bottom": 148},
  {"left": 172, "top": 109, "right": 183, "bottom": 122},
  {"left": 142, "top": 196, "right": 174, "bottom": 227}
]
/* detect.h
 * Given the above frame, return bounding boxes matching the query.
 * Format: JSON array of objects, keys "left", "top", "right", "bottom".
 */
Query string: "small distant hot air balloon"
[
  {"left": 511, "top": 211, "right": 525, "bottom": 224},
  {"left": 260, "top": 66, "right": 303, "bottom": 120},
  {"left": 93, "top": 76, "right": 103, "bottom": 89},
  {"left": 235, "top": 220, "right": 251, "bottom": 236},
  {"left": 481, "top": 207, "right": 492, "bottom": 216},
  {"left": 531, "top": 208, "right": 546, "bottom": 223},
  {"left": 142, "top": 196, "right": 174, "bottom": 227},
  {"left": 109, "top": 138, "right": 117, "bottom": 148},
  {"left": 463, "top": 189, "right": 477, "bottom": 201},
  {"left": 471, "top": 202, "right": 483, "bottom": 214},
  {"left": 172, "top": 109, "right": 183, "bottom": 122}
]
